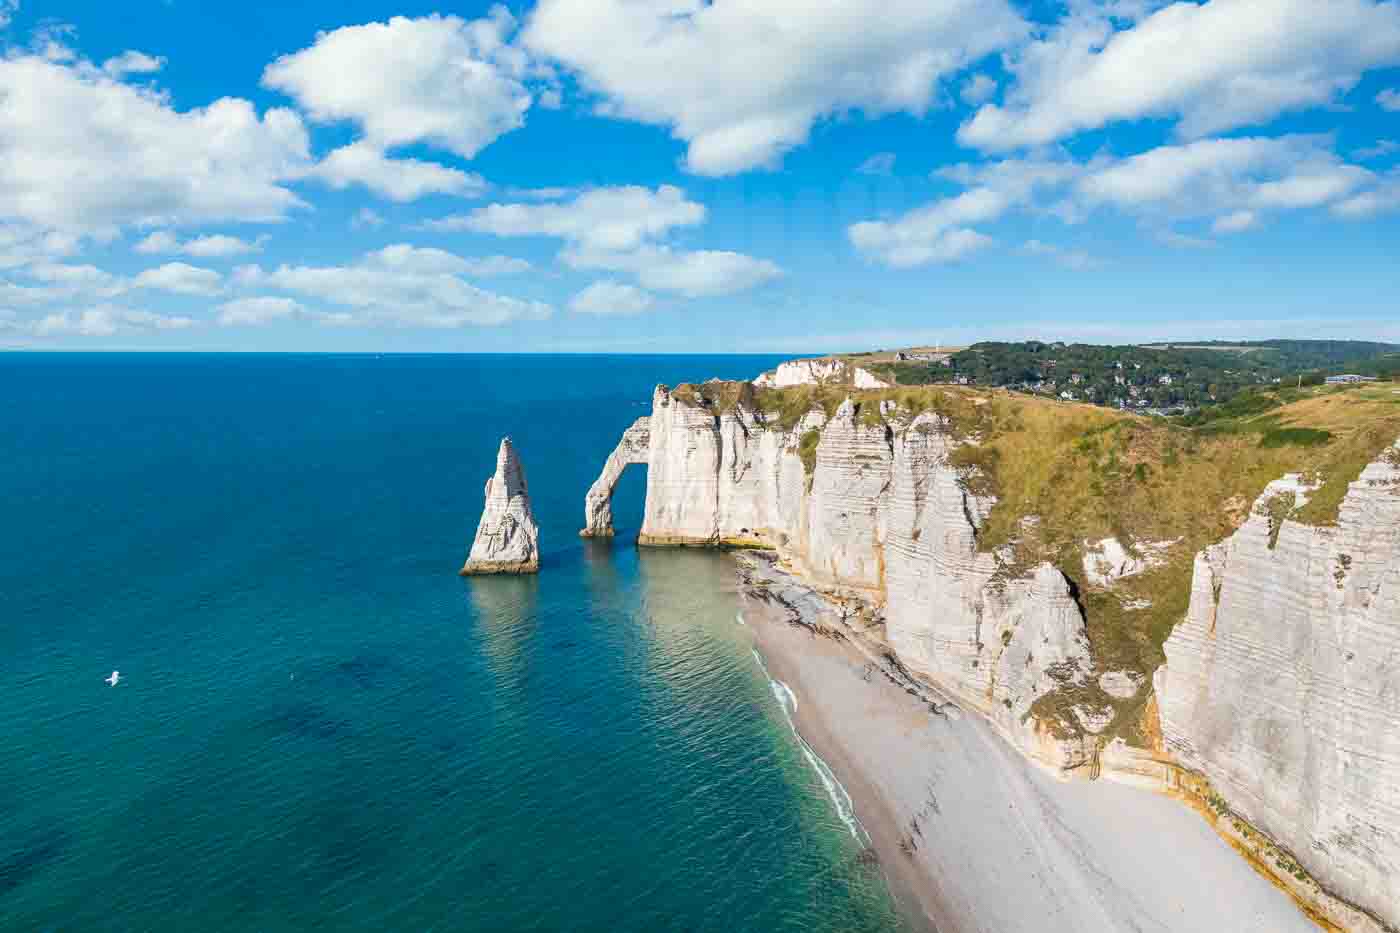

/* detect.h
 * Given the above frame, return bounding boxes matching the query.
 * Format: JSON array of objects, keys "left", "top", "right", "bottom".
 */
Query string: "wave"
[{"left": 751, "top": 649, "right": 867, "bottom": 845}]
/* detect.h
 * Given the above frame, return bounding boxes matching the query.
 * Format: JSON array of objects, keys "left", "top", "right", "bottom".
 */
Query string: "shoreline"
[{"left": 736, "top": 551, "right": 1317, "bottom": 933}]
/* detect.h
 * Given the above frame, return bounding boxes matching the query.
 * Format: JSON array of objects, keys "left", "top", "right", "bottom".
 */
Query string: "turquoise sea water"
[{"left": 1, "top": 354, "right": 906, "bottom": 932}]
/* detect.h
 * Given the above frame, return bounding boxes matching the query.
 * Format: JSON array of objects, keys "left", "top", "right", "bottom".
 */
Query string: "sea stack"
[{"left": 460, "top": 437, "right": 540, "bottom": 575}]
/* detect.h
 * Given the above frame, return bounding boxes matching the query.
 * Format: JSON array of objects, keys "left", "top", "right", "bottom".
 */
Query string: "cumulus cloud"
[
  {"left": 1024, "top": 238, "right": 1098, "bottom": 269},
  {"left": 458, "top": 255, "right": 531, "bottom": 276},
  {"left": 851, "top": 134, "right": 1387, "bottom": 266},
  {"left": 134, "top": 231, "right": 265, "bottom": 257},
  {"left": 959, "top": 73, "right": 997, "bottom": 106},
  {"left": 451, "top": 185, "right": 705, "bottom": 251},
  {"left": 524, "top": 0, "right": 1027, "bottom": 174},
  {"left": 1355, "top": 139, "right": 1400, "bottom": 160},
  {"left": 1379, "top": 88, "right": 1400, "bottom": 111},
  {"left": 0, "top": 50, "right": 310, "bottom": 235},
  {"left": 27, "top": 306, "right": 195, "bottom": 337},
  {"left": 310, "top": 141, "right": 489, "bottom": 201},
  {"left": 251, "top": 244, "right": 552, "bottom": 327},
  {"left": 352, "top": 207, "right": 385, "bottom": 229},
  {"left": 131, "top": 262, "right": 223, "bottom": 295},
  {"left": 216, "top": 296, "right": 305, "bottom": 326},
  {"left": 454, "top": 185, "right": 782, "bottom": 296},
  {"left": 569, "top": 280, "right": 654, "bottom": 314},
  {"left": 960, "top": 0, "right": 1400, "bottom": 151},
  {"left": 101, "top": 50, "right": 164, "bottom": 78},
  {"left": 263, "top": 10, "right": 532, "bottom": 160},
  {"left": 1330, "top": 170, "right": 1400, "bottom": 218},
  {"left": 857, "top": 153, "right": 897, "bottom": 176}
]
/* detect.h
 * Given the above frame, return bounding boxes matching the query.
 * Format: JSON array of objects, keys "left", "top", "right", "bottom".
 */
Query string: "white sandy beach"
[{"left": 738, "top": 555, "right": 1316, "bottom": 933}]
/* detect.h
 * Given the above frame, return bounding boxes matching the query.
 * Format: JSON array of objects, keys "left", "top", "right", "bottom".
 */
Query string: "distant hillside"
[{"left": 863, "top": 339, "right": 1400, "bottom": 414}]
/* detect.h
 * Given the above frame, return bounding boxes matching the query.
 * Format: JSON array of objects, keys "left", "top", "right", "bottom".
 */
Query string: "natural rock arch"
[{"left": 579, "top": 416, "right": 650, "bottom": 538}]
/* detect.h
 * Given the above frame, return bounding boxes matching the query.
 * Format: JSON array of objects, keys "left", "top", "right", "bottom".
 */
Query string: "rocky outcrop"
[
  {"left": 581, "top": 379, "right": 1400, "bottom": 930},
  {"left": 461, "top": 437, "right": 539, "bottom": 575},
  {"left": 583, "top": 385, "right": 1100, "bottom": 770},
  {"left": 752, "top": 356, "right": 892, "bottom": 389},
  {"left": 580, "top": 417, "right": 649, "bottom": 537},
  {"left": 1154, "top": 444, "right": 1400, "bottom": 927}
]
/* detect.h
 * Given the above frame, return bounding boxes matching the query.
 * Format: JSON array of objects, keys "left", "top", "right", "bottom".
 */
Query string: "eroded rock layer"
[
  {"left": 580, "top": 381, "right": 1400, "bottom": 930},
  {"left": 461, "top": 437, "right": 539, "bottom": 575}
]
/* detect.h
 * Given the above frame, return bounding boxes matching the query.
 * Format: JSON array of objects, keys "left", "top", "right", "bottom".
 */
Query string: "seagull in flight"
[{"left": 105, "top": 671, "right": 120, "bottom": 687}]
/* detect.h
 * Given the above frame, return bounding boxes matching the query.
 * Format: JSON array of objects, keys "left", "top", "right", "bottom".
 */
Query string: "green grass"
[{"left": 1260, "top": 427, "right": 1332, "bottom": 448}]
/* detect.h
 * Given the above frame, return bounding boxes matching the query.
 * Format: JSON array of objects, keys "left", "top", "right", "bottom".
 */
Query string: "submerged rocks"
[{"left": 461, "top": 437, "right": 539, "bottom": 575}]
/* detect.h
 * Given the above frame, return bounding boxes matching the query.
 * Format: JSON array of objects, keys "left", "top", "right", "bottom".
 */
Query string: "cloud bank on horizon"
[{"left": 0, "top": 0, "right": 1398, "bottom": 350}]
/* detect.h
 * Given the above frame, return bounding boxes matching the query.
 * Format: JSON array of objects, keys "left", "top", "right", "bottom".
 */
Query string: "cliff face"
[
  {"left": 752, "top": 357, "right": 892, "bottom": 389},
  {"left": 1154, "top": 447, "right": 1400, "bottom": 925},
  {"left": 583, "top": 381, "right": 1400, "bottom": 929},
  {"left": 461, "top": 437, "right": 539, "bottom": 575}
]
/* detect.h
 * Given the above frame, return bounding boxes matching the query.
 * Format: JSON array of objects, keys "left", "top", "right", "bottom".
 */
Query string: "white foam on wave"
[
  {"left": 735, "top": 612, "right": 747, "bottom": 627},
  {"left": 750, "top": 649, "right": 866, "bottom": 845}
]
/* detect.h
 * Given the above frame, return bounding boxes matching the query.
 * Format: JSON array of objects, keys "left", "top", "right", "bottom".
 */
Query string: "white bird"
[{"left": 105, "top": 671, "right": 120, "bottom": 687}]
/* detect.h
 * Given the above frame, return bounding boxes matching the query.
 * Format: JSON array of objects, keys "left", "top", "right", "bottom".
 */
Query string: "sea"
[{"left": 0, "top": 353, "right": 907, "bottom": 932}]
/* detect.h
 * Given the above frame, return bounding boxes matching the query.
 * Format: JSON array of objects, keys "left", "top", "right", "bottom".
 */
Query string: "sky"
[{"left": 0, "top": 0, "right": 1398, "bottom": 352}]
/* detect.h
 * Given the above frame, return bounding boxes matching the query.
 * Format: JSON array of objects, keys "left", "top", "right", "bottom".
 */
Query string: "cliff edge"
[{"left": 581, "top": 374, "right": 1400, "bottom": 930}]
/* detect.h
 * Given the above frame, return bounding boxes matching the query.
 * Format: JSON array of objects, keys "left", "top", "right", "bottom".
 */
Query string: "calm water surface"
[{"left": 1, "top": 354, "right": 906, "bottom": 932}]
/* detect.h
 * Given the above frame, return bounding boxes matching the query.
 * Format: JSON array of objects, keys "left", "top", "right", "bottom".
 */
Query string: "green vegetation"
[{"left": 863, "top": 339, "right": 1400, "bottom": 414}]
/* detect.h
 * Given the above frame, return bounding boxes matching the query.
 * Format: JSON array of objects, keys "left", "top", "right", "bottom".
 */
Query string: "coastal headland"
[{"left": 580, "top": 352, "right": 1400, "bottom": 932}]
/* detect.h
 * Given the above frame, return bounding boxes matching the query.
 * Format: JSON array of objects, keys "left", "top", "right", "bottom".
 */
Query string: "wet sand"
[{"left": 738, "top": 554, "right": 1316, "bottom": 933}]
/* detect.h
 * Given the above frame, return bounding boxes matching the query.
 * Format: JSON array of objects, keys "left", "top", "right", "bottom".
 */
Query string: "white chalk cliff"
[
  {"left": 1155, "top": 445, "right": 1400, "bottom": 927},
  {"left": 752, "top": 356, "right": 892, "bottom": 389},
  {"left": 582, "top": 381, "right": 1400, "bottom": 930},
  {"left": 461, "top": 437, "right": 539, "bottom": 575}
]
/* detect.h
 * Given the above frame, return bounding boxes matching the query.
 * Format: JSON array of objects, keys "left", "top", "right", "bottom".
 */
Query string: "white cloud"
[
  {"left": 453, "top": 185, "right": 705, "bottom": 251},
  {"left": 1330, "top": 170, "right": 1400, "bottom": 218},
  {"left": 217, "top": 296, "right": 305, "bottom": 326},
  {"left": 857, "top": 153, "right": 896, "bottom": 176},
  {"left": 101, "top": 50, "right": 164, "bottom": 78},
  {"left": 1075, "top": 136, "right": 1370, "bottom": 218},
  {"left": 960, "top": 0, "right": 1400, "bottom": 151},
  {"left": 851, "top": 135, "right": 1387, "bottom": 266},
  {"left": 255, "top": 244, "right": 552, "bottom": 327},
  {"left": 848, "top": 185, "right": 1013, "bottom": 267},
  {"left": 1355, "top": 139, "right": 1400, "bottom": 160},
  {"left": 132, "top": 262, "right": 223, "bottom": 295},
  {"left": 524, "top": 0, "right": 1027, "bottom": 174},
  {"left": 632, "top": 249, "right": 782, "bottom": 297},
  {"left": 1212, "top": 210, "right": 1258, "bottom": 234},
  {"left": 0, "top": 226, "right": 77, "bottom": 269},
  {"left": 0, "top": 51, "right": 310, "bottom": 235},
  {"left": 459, "top": 255, "right": 531, "bottom": 276},
  {"left": 960, "top": 73, "right": 997, "bottom": 106},
  {"left": 1024, "top": 238, "right": 1097, "bottom": 269},
  {"left": 456, "top": 185, "right": 781, "bottom": 296},
  {"left": 28, "top": 305, "right": 195, "bottom": 337},
  {"left": 263, "top": 10, "right": 531, "bottom": 160},
  {"left": 0, "top": 0, "right": 18, "bottom": 29},
  {"left": 1379, "top": 88, "right": 1400, "bottom": 111},
  {"left": 135, "top": 231, "right": 264, "bottom": 257},
  {"left": 569, "top": 280, "right": 654, "bottom": 314},
  {"left": 352, "top": 207, "right": 385, "bottom": 229},
  {"left": 310, "top": 142, "right": 488, "bottom": 202}
]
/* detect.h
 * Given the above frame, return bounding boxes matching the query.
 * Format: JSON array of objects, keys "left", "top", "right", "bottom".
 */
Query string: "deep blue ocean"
[{"left": 1, "top": 354, "right": 906, "bottom": 932}]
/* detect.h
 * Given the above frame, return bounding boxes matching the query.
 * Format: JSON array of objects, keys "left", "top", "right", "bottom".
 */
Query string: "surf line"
[{"left": 752, "top": 647, "right": 869, "bottom": 845}]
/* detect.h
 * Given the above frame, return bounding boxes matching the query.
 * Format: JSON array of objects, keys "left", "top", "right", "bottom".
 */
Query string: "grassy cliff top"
[{"left": 672, "top": 377, "right": 1400, "bottom": 743}]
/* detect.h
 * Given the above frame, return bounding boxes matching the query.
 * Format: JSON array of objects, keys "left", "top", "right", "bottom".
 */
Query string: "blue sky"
[{"left": 1, "top": 0, "right": 1398, "bottom": 352}]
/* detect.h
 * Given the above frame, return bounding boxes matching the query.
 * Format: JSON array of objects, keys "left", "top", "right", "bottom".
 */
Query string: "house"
[
  {"left": 1114, "top": 374, "right": 1126, "bottom": 386},
  {"left": 954, "top": 374, "right": 970, "bottom": 385},
  {"left": 1059, "top": 390, "right": 1077, "bottom": 400},
  {"left": 1326, "top": 374, "right": 1378, "bottom": 384},
  {"left": 1158, "top": 374, "right": 1174, "bottom": 386},
  {"left": 1069, "top": 373, "right": 1083, "bottom": 385}
]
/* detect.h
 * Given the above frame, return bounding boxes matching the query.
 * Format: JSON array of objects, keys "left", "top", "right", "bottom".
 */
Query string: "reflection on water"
[{"left": 466, "top": 573, "right": 539, "bottom": 692}]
